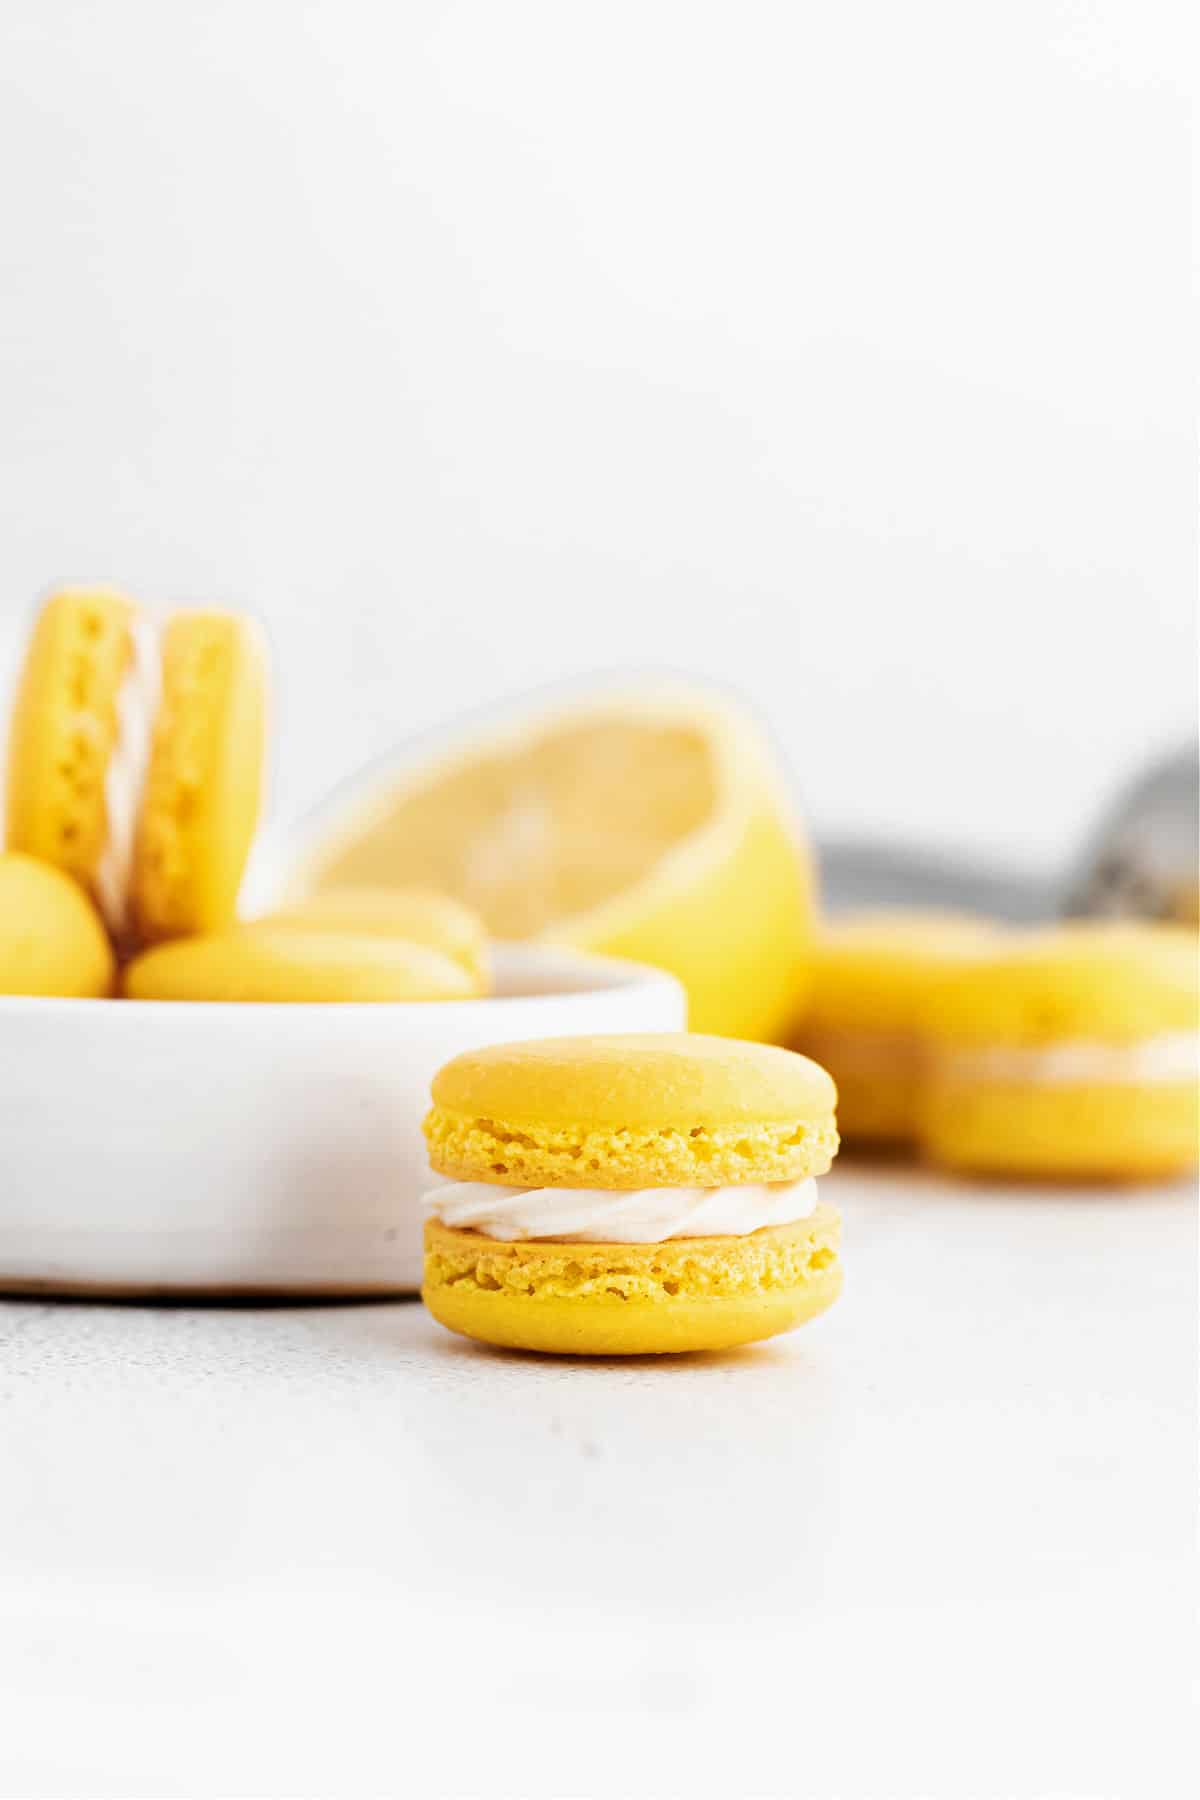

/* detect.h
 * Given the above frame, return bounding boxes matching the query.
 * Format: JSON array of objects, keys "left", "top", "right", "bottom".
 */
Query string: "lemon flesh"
[{"left": 295, "top": 696, "right": 815, "bottom": 1041}]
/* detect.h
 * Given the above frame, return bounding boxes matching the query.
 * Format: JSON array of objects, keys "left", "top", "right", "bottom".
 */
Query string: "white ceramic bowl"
[{"left": 0, "top": 947, "right": 684, "bottom": 1297}]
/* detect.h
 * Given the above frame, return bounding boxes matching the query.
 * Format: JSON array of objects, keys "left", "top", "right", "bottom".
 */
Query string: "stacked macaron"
[
  {"left": 919, "top": 922, "right": 1198, "bottom": 1181},
  {"left": 1, "top": 588, "right": 488, "bottom": 1003},
  {"left": 421, "top": 1033, "right": 842, "bottom": 1355},
  {"left": 795, "top": 910, "right": 997, "bottom": 1145},
  {"left": 791, "top": 906, "right": 1198, "bottom": 1184},
  {"left": 6, "top": 588, "right": 267, "bottom": 952}
]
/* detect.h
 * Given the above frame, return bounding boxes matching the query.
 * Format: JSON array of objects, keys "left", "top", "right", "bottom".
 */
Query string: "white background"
[
  {"left": 2, "top": 1168, "right": 1195, "bottom": 1800},
  {"left": 0, "top": 0, "right": 1194, "bottom": 878},
  {"left": 0, "top": 14, "right": 1196, "bottom": 1796}
]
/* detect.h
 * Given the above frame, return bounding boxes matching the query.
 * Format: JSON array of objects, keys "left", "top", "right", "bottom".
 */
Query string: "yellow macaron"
[
  {"left": 919, "top": 922, "right": 1199, "bottom": 1181},
  {"left": 422, "top": 1033, "right": 842, "bottom": 1355},
  {"left": 256, "top": 887, "right": 489, "bottom": 985},
  {"left": 792, "top": 909, "right": 997, "bottom": 1143},
  {"left": 0, "top": 851, "right": 114, "bottom": 997},
  {"left": 5, "top": 589, "right": 268, "bottom": 948},
  {"left": 122, "top": 926, "right": 483, "bottom": 1003}
]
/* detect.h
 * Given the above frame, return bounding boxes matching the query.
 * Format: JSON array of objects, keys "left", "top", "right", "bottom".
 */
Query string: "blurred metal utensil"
[
  {"left": 814, "top": 840, "right": 1054, "bottom": 922},
  {"left": 1063, "top": 745, "right": 1198, "bottom": 924},
  {"left": 819, "top": 744, "right": 1199, "bottom": 925}
]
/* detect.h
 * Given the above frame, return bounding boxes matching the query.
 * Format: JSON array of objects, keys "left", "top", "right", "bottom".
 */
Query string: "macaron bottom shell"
[
  {"left": 422, "top": 1209, "right": 842, "bottom": 1354},
  {"left": 920, "top": 1077, "right": 1198, "bottom": 1181}
]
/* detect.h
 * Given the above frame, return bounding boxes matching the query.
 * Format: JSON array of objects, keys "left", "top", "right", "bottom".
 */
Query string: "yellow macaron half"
[
  {"left": 919, "top": 923, "right": 1199, "bottom": 1180},
  {"left": 422, "top": 1033, "right": 841, "bottom": 1355},
  {"left": 255, "top": 886, "right": 488, "bottom": 985},
  {"left": 5, "top": 590, "right": 268, "bottom": 948},
  {"left": 424, "top": 1213, "right": 841, "bottom": 1356},
  {"left": 792, "top": 909, "right": 997, "bottom": 1143},
  {"left": 425, "top": 1031, "right": 839, "bottom": 1189},
  {"left": 123, "top": 926, "right": 483, "bottom": 1003},
  {"left": 130, "top": 610, "right": 267, "bottom": 944},
  {"left": 0, "top": 851, "right": 115, "bottom": 997},
  {"left": 4, "top": 588, "right": 137, "bottom": 900}
]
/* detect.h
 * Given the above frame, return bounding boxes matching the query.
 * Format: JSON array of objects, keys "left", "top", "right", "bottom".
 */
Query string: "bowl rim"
[{"left": 0, "top": 942, "right": 684, "bottom": 1021}]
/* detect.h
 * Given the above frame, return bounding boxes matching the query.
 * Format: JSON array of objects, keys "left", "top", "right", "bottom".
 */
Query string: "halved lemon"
[{"left": 289, "top": 689, "right": 816, "bottom": 1040}]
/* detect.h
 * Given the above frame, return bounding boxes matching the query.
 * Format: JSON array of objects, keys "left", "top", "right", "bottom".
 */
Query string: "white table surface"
[{"left": 1, "top": 1164, "right": 1194, "bottom": 1800}]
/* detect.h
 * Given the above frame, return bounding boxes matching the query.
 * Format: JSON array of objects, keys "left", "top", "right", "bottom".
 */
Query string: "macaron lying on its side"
[
  {"left": 257, "top": 887, "right": 489, "bottom": 985},
  {"left": 123, "top": 927, "right": 484, "bottom": 1003},
  {"left": 0, "top": 852, "right": 114, "bottom": 997},
  {"left": 919, "top": 923, "right": 1199, "bottom": 1181},
  {"left": 5, "top": 588, "right": 268, "bottom": 948},
  {"left": 422, "top": 1034, "right": 842, "bottom": 1355}
]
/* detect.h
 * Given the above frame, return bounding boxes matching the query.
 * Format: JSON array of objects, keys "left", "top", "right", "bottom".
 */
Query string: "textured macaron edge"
[
  {"left": 423, "top": 1107, "right": 840, "bottom": 1189},
  {"left": 423, "top": 1207, "right": 840, "bottom": 1303}
]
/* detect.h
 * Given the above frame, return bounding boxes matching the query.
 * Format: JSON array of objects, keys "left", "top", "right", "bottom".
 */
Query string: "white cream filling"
[
  {"left": 944, "top": 1032, "right": 1199, "bottom": 1086},
  {"left": 93, "top": 613, "right": 161, "bottom": 941},
  {"left": 422, "top": 1176, "right": 819, "bottom": 1243}
]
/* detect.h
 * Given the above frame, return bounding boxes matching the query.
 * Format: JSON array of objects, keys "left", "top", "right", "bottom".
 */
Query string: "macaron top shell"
[
  {"left": 123, "top": 927, "right": 482, "bottom": 1003},
  {"left": 803, "top": 909, "right": 997, "bottom": 1033},
  {"left": 921, "top": 922, "right": 1199, "bottom": 1047},
  {"left": 0, "top": 851, "right": 114, "bottom": 998},
  {"left": 260, "top": 887, "right": 488, "bottom": 983},
  {"left": 425, "top": 1033, "right": 839, "bottom": 1189}
]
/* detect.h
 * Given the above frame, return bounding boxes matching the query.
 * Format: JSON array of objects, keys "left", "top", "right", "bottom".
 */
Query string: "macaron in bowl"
[
  {"left": 0, "top": 851, "right": 114, "bottom": 998},
  {"left": 918, "top": 923, "right": 1199, "bottom": 1181},
  {"left": 252, "top": 886, "right": 489, "bottom": 985},
  {"left": 422, "top": 1033, "right": 842, "bottom": 1355},
  {"left": 123, "top": 924, "right": 483, "bottom": 1003},
  {"left": 5, "top": 588, "right": 268, "bottom": 947}
]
